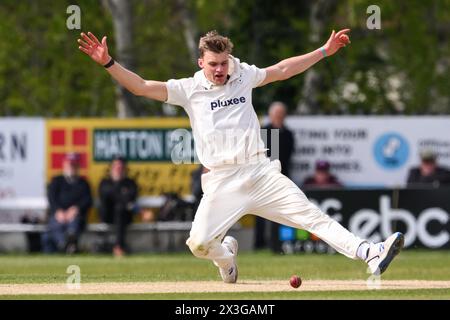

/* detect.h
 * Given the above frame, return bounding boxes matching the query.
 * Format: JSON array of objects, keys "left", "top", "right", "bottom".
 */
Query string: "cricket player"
[{"left": 78, "top": 29, "right": 404, "bottom": 283}]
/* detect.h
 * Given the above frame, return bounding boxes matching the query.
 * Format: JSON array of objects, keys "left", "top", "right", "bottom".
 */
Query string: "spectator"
[
  {"left": 262, "top": 101, "right": 295, "bottom": 176},
  {"left": 98, "top": 156, "right": 138, "bottom": 257},
  {"left": 42, "top": 152, "right": 93, "bottom": 254},
  {"left": 191, "top": 164, "right": 209, "bottom": 212},
  {"left": 255, "top": 101, "right": 295, "bottom": 252},
  {"left": 303, "top": 160, "right": 342, "bottom": 188},
  {"left": 407, "top": 150, "right": 450, "bottom": 188}
]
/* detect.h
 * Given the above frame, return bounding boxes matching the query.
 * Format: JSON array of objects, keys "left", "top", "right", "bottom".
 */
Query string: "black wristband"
[{"left": 103, "top": 58, "right": 115, "bottom": 68}]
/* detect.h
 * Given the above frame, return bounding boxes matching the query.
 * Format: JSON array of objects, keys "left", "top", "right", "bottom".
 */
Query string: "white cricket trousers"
[{"left": 186, "top": 158, "right": 365, "bottom": 269}]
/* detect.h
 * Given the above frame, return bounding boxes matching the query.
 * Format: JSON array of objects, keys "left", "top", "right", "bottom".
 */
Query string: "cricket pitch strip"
[{"left": 1, "top": 280, "right": 450, "bottom": 295}]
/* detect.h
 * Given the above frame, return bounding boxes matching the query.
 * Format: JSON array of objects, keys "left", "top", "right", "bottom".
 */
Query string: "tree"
[
  {"left": 102, "top": 0, "right": 138, "bottom": 118},
  {"left": 174, "top": 0, "right": 199, "bottom": 62},
  {"left": 297, "top": 0, "right": 338, "bottom": 114},
  {"left": 0, "top": 0, "right": 449, "bottom": 117}
]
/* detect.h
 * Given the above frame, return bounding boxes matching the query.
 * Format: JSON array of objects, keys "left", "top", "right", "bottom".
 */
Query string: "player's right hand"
[
  {"left": 78, "top": 32, "right": 111, "bottom": 65},
  {"left": 323, "top": 29, "right": 351, "bottom": 56}
]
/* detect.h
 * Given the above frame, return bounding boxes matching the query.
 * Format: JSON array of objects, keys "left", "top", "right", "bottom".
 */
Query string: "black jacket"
[
  {"left": 98, "top": 177, "right": 138, "bottom": 214},
  {"left": 262, "top": 124, "right": 295, "bottom": 177},
  {"left": 406, "top": 167, "right": 450, "bottom": 187},
  {"left": 47, "top": 175, "right": 93, "bottom": 219}
]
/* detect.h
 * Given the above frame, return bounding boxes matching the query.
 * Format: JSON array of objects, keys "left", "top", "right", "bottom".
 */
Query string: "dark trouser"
[
  {"left": 41, "top": 215, "right": 84, "bottom": 253},
  {"left": 100, "top": 204, "right": 132, "bottom": 249},
  {"left": 254, "top": 216, "right": 282, "bottom": 253}
]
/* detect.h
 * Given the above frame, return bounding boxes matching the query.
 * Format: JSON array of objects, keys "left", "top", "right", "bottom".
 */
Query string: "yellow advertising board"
[{"left": 46, "top": 118, "right": 198, "bottom": 203}]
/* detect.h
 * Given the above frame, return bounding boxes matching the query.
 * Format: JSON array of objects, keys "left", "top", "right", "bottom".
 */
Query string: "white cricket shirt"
[{"left": 166, "top": 56, "right": 268, "bottom": 169}]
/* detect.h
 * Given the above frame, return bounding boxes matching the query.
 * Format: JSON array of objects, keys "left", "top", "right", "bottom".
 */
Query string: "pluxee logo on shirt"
[{"left": 210, "top": 96, "right": 246, "bottom": 111}]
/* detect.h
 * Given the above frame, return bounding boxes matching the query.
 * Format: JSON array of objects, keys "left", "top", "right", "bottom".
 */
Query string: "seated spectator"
[
  {"left": 42, "top": 152, "right": 93, "bottom": 254},
  {"left": 407, "top": 150, "right": 450, "bottom": 188},
  {"left": 302, "top": 160, "right": 342, "bottom": 188},
  {"left": 98, "top": 156, "right": 138, "bottom": 257}
]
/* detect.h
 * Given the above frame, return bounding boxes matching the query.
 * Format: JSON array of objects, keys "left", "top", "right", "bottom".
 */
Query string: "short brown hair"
[{"left": 198, "top": 30, "right": 233, "bottom": 57}]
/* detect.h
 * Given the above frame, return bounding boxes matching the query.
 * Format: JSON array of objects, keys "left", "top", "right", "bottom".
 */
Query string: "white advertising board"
[
  {"left": 0, "top": 118, "right": 46, "bottom": 222},
  {"left": 282, "top": 116, "right": 450, "bottom": 187}
]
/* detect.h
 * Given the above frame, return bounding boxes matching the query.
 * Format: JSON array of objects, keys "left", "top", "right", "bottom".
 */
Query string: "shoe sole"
[
  {"left": 378, "top": 232, "right": 404, "bottom": 275},
  {"left": 223, "top": 236, "right": 238, "bottom": 283},
  {"left": 230, "top": 237, "right": 238, "bottom": 283}
]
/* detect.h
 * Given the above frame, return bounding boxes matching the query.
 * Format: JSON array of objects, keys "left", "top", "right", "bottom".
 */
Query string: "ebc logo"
[{"left": 210, "top": 97, "right": 246, "bottom": 111}]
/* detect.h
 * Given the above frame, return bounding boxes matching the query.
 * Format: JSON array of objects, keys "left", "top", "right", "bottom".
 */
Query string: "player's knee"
[{"left": 186, "top": 238, "right": 210, "bottom": 258}]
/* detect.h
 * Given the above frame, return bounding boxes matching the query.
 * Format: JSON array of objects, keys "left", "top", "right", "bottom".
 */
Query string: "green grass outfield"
[{"left": 0, "top": 250, "right": 449, "bottom": 299}]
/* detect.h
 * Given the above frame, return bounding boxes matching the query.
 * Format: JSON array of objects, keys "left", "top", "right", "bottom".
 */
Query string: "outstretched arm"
[
  {"left": 258, "top": 29, "right": 351, "bottom": 87},
  {"left": 78, "top": 32, "right": 168, "bottom": 102}
]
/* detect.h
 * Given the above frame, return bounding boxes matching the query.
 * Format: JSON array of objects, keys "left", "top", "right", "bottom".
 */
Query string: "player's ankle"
[{"left": 356, "top": 241, "right": 371, "bottom": 260}]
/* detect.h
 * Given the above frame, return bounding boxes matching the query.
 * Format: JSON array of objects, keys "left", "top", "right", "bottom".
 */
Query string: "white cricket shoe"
[
  {"left": 365, "top": 232, "right": 405, "bottom": 275},
  {"left": 219, "top": 236, "right": 238, "bottom": 283}
]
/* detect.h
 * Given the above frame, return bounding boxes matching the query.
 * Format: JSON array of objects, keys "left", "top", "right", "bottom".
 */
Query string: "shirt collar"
[
  {"left": 227, "top": 55, "right": 242, "bottom": 82},
  {"left": 197, "top": 72, "right": 214, "bottom": 90}
]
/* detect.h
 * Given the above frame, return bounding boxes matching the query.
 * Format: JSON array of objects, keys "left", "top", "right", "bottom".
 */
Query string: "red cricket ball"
[{"left": 290, "top": 275, "right": 302, "bottom": 288}]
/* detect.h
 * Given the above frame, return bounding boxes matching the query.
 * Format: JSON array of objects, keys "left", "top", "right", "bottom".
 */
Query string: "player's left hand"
[{"left": 323, "top": 29, "right": 351, "bottom": 56}]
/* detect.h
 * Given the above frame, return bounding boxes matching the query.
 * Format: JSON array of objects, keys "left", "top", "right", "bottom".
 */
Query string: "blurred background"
[
  {"left": 1, "top": 0, "right": 449, "bottom": 117},
  {"left": 0, "top": 0, "right": 449, "bottom": 256}
]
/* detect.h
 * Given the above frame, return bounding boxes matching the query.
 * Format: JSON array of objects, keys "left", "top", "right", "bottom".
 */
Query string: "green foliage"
[
  {"left": 0, "top": 0, "right": 115, "bottom": 116},
  {"left": 0, "top": 0, "right": 449, "bottom": 116},
  {"left": 326, "top": 0, "right": 450, "bottom": 114}
]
